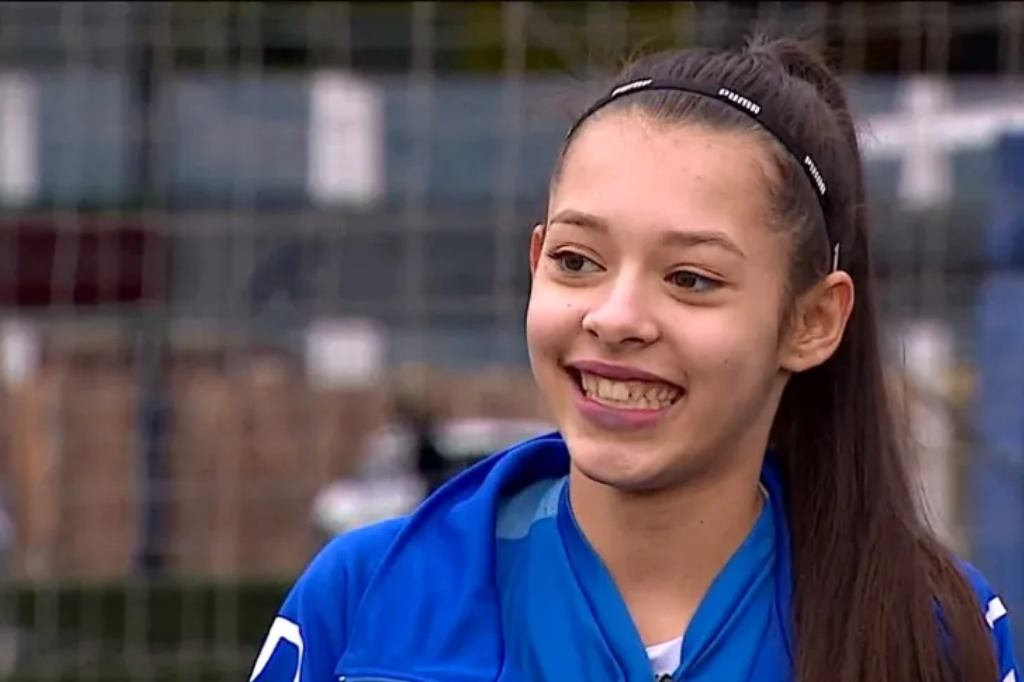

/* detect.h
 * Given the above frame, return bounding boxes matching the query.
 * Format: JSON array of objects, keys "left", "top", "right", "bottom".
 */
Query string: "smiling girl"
[{"left": 250, "top": 32, "right": 1020, "bottom": 682}]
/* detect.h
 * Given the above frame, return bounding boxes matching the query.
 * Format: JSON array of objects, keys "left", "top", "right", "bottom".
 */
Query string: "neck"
[{"left": 568, "top": 456, "right": 765, "bottom": 643}]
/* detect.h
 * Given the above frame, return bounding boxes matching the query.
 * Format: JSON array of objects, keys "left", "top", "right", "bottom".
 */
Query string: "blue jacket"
[{"left": 249, "top": 433, "right": 1021, "bottom": 682}]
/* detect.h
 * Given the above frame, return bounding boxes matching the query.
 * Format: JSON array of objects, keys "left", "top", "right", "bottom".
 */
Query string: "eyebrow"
[{"left": 548, "top": 208, "right": 747, "bottom": 259}]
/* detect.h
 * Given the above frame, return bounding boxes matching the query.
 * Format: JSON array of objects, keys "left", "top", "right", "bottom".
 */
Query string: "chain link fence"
[{"left": 0, "top": 2, "right": 1019, "bottom": 680}]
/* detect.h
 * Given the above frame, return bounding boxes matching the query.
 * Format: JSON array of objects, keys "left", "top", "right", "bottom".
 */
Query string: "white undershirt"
[{"left": 646, "top": 636, "right": 683, "bottom": 678}]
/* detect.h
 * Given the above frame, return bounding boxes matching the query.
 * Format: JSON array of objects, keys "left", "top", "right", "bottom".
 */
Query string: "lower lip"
[{"left": 571, "top": 378, "right": 678, "bottom": 432}]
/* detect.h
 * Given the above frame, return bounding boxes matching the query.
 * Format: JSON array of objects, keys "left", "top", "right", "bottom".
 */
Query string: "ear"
[
  {"left": 779, "top": 271, "right": 855, "bottom": 373},
  {"left": 529, "top": 223, "right": 546, "bottom": 276}
]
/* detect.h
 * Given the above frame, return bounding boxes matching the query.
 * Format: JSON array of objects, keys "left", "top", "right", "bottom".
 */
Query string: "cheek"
[
  {"left": 678, "top": 308, "right": 782, "bottom": 382},
  {"left": 526, "top": 283, "right": 587, "bottom": 358}
]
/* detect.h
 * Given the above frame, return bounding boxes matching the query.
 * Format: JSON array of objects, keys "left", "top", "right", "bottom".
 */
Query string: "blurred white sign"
[
  {"left": 901, "top": 319, "right": 957, "bottom": 548},
  {"left": 304, "top": 319, "right": 385, "bottom": 389},
  {"left": 307, "top": 71, "right": 385, "bottom": 207},
  {"left": 1, "top": 319, "right": 39, "bottom": 387},
  {"left": 0, "top": 72, "right": 38, "bottom": 206}
]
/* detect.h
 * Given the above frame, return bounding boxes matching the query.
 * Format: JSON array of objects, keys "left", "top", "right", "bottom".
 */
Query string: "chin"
[
  {"left": 565, "top": 433, "right": 679, "bottom": 493},
  {"left": 565, "top": 423, "right": 732, "bottom": 495},
  {"left": 575, "top": 465, "right": 673, "bottom": 493}
]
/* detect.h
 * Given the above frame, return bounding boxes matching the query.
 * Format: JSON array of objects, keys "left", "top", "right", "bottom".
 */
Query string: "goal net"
[{"left": 0, "top": 2, "right": 1019, "bottom": 681}]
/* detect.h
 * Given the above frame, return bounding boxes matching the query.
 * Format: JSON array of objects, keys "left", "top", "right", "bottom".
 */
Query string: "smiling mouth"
[{"left": 567, "top": 368, "right": 683, "bottom": 411}]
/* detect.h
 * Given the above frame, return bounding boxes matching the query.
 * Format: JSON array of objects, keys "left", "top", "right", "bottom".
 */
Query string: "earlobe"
[
  {"left": 780, "top": 271, "right": 856, "bottom": 373},
  {"left": 529, "top": 224, "right": 546, "bottom": 276}
]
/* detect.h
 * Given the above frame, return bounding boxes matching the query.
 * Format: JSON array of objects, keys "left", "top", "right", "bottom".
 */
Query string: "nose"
[{"left": 581, "top": 274, "right": 659, "bottom": 347}]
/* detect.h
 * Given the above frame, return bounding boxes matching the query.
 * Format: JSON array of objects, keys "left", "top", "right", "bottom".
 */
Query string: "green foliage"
[{"left": 0, "top": 579, "right": 290, "bottom": 682}]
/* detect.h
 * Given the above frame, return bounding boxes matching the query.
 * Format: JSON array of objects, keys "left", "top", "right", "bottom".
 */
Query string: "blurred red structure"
[{"left": 0, "top": 216, "right": 167, "bottom": 308}]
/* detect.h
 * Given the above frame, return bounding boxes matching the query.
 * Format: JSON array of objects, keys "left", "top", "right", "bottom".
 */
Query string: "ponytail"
[{"left": 752, "top": 33, "right": 1001, "bottom": 682}]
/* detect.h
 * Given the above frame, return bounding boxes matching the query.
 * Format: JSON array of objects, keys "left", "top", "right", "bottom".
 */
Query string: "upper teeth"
[{"left": 579, "top": 372, "right": 681, "bottom": 410}]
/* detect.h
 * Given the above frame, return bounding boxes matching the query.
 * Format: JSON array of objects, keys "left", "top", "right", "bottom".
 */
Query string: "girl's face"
[{"left": 526, "top": 112, "right": 851, "bottom": 492}]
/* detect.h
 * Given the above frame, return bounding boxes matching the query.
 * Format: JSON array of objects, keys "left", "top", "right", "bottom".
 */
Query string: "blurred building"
[
  {"left": 0, "top": 0, "right": 1017, "bottom": 580},
  {"left": 0, "top": 2, "right": 1016, "bottom": 365}
]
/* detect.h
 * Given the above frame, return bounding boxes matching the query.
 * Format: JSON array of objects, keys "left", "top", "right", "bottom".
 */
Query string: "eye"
[
  {"left": 548, "top": 250, "right": 601, "bottom": 274},
  {"left": 667, "top": 270, "right": 720, "bottom": 293}
]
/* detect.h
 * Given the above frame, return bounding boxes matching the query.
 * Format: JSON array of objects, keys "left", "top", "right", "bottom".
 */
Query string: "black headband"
[{"left": 566, "top": 78, "right": 840, "bottom": 272}]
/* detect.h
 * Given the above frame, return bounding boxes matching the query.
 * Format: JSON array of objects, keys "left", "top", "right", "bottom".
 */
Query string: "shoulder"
[
  {"left": 286, "top": 516, "right": 408, "bottom": 632},
  {"left": 249, "top": 517, "right": 407, "bottom": 682},
  {"left": 301, "top": 517, "right": 407, "bottom": 593},
  {"left": 249, "top": 433, "right": 569, "bottom": 682},
  {"left": 959, "top": 560, "right": 1021, "bottom": 681},
  {"left": 960, "top": 560, "right": 1006, "bottom": 623}
]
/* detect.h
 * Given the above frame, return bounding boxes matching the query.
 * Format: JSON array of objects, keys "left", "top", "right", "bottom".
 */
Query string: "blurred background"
[{"left": 0, "top": 1, "right": 1018, "bottom": 680}]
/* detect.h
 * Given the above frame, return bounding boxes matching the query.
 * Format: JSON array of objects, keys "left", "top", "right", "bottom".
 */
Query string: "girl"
[{"left": 249, "top": 33, "right": 1020, "bottom": 682}]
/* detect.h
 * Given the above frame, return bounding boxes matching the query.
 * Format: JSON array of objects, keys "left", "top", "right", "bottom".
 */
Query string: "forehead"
[{"left": 550, "top": 112, "right": 777, "bottom": 246}]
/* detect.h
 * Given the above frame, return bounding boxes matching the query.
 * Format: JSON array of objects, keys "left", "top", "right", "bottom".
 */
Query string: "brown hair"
[{"left": 558, "top": 31, "right": 998, "bottom": 682}]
